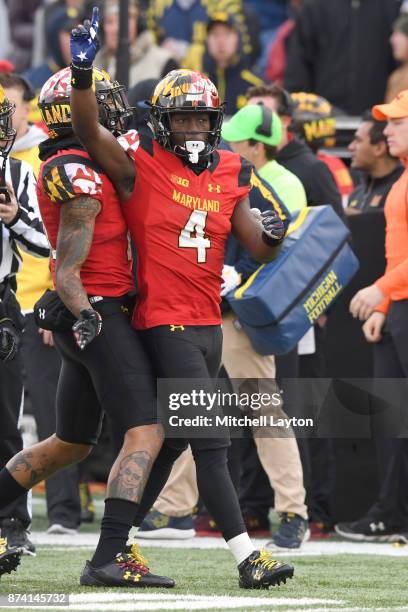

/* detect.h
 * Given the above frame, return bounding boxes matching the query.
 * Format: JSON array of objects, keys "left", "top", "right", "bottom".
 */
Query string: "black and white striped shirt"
[{"left": 0, "top": 157, "right": 50, "bottom": 284}]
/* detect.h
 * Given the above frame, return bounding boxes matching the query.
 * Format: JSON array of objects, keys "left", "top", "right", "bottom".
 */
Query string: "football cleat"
[
  {"left": 0, "top": 518, "right": 36, "bottom": 556},
  {"left": 0, "top": 537, "right": 21, "bottom": 577},
  {"left": 238, "top": 549, "right": 294, "bottom": 589},
  {"left": 80, "top": 544, "right": 175, "bottom": 588}
]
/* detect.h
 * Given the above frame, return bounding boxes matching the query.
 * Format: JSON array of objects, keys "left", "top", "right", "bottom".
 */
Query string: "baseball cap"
[
  {"left": 207, "top": 11, "right": 238, "bottom": 33},
  {"left": 372, "top": 90, "right": 408, "bottom": 120},
  {"left": 222, "top": 103, "right": 282, "bottom": 146}
]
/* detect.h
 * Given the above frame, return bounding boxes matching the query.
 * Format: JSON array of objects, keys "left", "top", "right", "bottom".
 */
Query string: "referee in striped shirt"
[{"left": 0, "top": 86, "right": 49, "bottom": 561}]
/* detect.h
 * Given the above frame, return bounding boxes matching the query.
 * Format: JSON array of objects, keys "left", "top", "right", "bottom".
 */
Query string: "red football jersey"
[
  {"left": 37, "top": 147, "right": 134, "bottom": 297},
  {"left": 118, "top": 132, "right": 252, "bottom": 329}
]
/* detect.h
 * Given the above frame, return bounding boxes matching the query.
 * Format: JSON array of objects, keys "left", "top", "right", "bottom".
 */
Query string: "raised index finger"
[{"left": 90, "top": 6, "right": 100, "bottom": 34}]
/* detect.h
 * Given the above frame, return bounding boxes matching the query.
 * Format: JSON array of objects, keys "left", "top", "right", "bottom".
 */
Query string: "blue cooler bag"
[{"left": 227, "top": 206, "right": 359, "bottom": 355}]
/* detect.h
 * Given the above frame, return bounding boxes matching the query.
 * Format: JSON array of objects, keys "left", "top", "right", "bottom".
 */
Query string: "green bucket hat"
[{"left": 222, "top": 103, "right": 282, "bottom": 146}]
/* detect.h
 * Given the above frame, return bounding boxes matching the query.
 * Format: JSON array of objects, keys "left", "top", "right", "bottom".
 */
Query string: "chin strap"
[{"left": 175, "top": 140, "right": 206, "bottom": 164}]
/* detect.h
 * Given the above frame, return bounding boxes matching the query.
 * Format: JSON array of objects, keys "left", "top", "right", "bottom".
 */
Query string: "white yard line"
[
  {"left": 29, "top": 532, "right": 408, "bottom": 556},
  {"left": 0, "top": 593, "right": 344, "bottom": 611}
]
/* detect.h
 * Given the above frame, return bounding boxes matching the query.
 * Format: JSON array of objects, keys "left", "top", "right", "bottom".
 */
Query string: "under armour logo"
[
  {"left": 38, "top": 308, "right": 46, "bottom": 320},
  {"left": 369, "top": 521, "right": 385, "bottom": 532},
  {"left": 208, "top": 183, "right": 221, "bottom": 193},
  {"left": 170, "top": 325, "right": 185, "bottom": 332}
]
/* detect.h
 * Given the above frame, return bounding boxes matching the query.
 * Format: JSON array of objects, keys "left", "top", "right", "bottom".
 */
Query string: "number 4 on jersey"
[{"left": 178, "top": 210, "right": 211, "bottom": 263}]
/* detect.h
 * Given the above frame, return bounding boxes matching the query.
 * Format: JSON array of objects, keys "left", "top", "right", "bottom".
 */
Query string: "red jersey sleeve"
[{"left": 41, "top": 158, "right": 103, "bottom": 204}]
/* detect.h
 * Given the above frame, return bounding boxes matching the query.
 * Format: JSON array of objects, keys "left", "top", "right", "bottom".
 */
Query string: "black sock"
[
  {"left": 91, "top": 498, "right": 139, "bottom": 568},
  {"left": 0, "top": 469, "right": 28, "bottom": 507}
]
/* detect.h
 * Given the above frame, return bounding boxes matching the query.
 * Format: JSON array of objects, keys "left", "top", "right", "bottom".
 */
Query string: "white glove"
[
  {"left": 221, "top": 265, "right": 242, "bottom": 297},
  {"left": 251, "top": 207, "right": 286, "bottom": 242}
]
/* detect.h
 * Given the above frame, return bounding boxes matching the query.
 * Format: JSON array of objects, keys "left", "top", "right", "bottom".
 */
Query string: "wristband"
[{"left": 71, "top": 63, "right": 93, "bottom": 90}]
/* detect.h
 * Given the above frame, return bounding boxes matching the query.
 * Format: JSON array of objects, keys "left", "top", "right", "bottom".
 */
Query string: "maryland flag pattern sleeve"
[
  {"left": 117, "top": 130, "right": 140, "bottom": 160},
  {"left": 41, "top": 154, "right": 104, "bottom": 205}
]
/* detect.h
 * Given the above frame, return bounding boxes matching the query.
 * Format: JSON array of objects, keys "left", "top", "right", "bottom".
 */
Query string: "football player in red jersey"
[
  {"left": 69, "top": 8, "right": 294, "bottom": 589},
  {"left": 0, "top": 66, "right": 175, "bottom": 589}
]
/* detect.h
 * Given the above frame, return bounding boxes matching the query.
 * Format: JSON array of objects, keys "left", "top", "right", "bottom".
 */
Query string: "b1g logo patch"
[{"left": 171, "top": 175, "right": 189, "bottom": 188}]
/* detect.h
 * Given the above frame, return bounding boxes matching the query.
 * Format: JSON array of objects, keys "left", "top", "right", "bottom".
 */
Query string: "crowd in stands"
[{"left": 1, "top": 0, "right": 408, "bottom": 552}]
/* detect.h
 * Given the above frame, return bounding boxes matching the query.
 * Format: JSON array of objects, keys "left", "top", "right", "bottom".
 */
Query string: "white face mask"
[{"left": 184, "top": 140, "right": 205, "bottom": 164}]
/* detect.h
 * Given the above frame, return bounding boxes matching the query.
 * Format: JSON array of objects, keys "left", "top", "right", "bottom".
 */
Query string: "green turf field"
[
  {"left": 0, "top": 495, "right": 407, "bottom": 611},
  {"left": 2, "top": 548, "right": 408, "bottom": 611}
]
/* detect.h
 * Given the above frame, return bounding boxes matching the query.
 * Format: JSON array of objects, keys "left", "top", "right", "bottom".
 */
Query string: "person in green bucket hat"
[{"left": 222, "top": 103, "right": 307, "bottom": 213}]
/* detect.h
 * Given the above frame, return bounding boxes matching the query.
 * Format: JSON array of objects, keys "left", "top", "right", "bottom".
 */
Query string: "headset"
[
  {"left": 274, "top": 86, "right": 296, "bottom": 117},
  {"left": 255, "top": 103, "right": 273, "bottom": 138}
]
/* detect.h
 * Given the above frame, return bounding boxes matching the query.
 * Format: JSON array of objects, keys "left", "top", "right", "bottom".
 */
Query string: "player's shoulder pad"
[
  {"left": 41, "top": 153, "right": 103, "bottom": 205},
  {"left": 117, "top": 129, "right": 141, "bottom": 157}
]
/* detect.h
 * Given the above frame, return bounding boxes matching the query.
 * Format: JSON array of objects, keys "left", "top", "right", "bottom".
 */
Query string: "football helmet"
[
  {"left": 149, "top": 69, "right": 224, "bottom": 163},
  {"left": 0, "top": 85, "right": 16, "bottom": 161},
  {"left": 38, "top": 66, "right": 133, "bottom": 139},
  {"left": 291, "top": 92, "right": 336, "bottom": 151}
]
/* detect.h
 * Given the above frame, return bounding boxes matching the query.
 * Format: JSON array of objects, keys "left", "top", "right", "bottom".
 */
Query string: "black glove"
[
  {"left": 250, "top": 207, "right": 286, "bottom": 246},
  {"left": 0, "top": 316, "right": 20, "bottom": 361},
  {"left": 260, "top": 209, "right": 286, "bottom": 245},
  {"left": 72, "top": 308, "right": 102, "bottom": 350}
]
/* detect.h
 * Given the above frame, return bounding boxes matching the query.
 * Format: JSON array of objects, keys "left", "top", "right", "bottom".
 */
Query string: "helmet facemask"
[
  {"left": 149, "top": 69, "right": 224, "bottom": 164},
  {"left": 150, "top": 106, "right": 224, "bottom": 163},
  {"left": 96, "top": 83, "right": 134, "bottom": 136}
]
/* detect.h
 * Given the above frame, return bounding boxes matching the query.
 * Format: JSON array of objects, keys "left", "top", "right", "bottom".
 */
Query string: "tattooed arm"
[{"left": 55, "top": 196, "right": 101, "bottom": 318}]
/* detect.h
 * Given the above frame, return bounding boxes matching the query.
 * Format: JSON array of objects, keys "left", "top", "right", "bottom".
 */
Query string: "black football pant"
[
  {"left": 21, "top": 313, "right": 81, "bottom": 529},
  {"left": 366, "top": 300, "right": 408, "bottom": 529},
  {"left": 131, "top": 325, "right": 247, "bottom": 541},
  {"left": 0, "top": 350, "right": 30, "bottom": 528}
]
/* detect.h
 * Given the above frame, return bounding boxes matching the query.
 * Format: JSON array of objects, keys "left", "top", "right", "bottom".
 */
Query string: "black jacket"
[
  {"left": 347, "top": 164, "right": 404, "bottom": 212},
  {"left": 284, "top": 0, "right": 400, "bottom": 115},
  {"left": 276, "top": 138, "right": 344, "bottom": 220}
]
